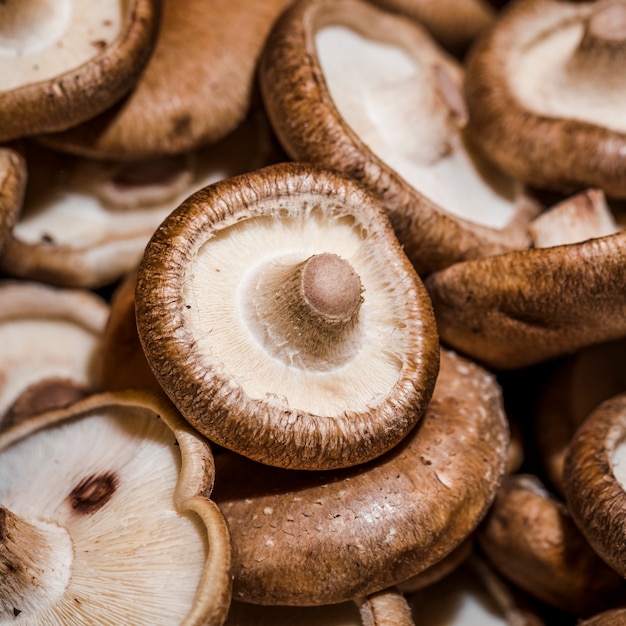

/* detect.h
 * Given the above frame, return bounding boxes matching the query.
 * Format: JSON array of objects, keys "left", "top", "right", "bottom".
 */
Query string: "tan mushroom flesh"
[
  {"left": 0, "top": 391, "right": 232, "bottom": 625},
  {"left": 39, "top": 0, "right": 293, "bottom": 160},
  {"left": 211, "top": 348, "right": 508, "bottom": 604},
  {"left": 260, "top": 0, "right": 539, "bottom": 276},
  {"left": 563, "top": 392, "right": 626, "bottom": 578},
  {"left": 0, "top": 0, "right": 160, "bottom": 142},
  {"left": 136, "top": 162, "right": 440, "bottom": 470},
  {"left": 0, "top": 145, "right": 26, "bottom": 254},
  {"left": 477, "top": 473, "right": 624, "bottom": 616},
  {"left": 1, "top": 114, "right": 277, "bottom": 288},
  {"left": 464, "top": 0, "right": 626, "bottom": 197},
  {"left": 0, "top": 280, "right": 108, "bottom": 430}
]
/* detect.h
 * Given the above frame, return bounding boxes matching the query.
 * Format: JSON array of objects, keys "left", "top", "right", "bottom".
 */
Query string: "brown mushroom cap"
[
  {"left": 563, "top": 392, "right": 626, "bottom": 578},
  {"left": 211, "top": 348, "right": 508, "bottom": 605},
  {"left": 136, "top": 162, "right": 440, "bottom": 470},
  {"left": 0, "top": 280, "right": 109, "bottom": 430},
  {"left": 259, "top": 0, "right": 538, "bottom": 276},
  {"left": 464, "top": 0, "right": 626, "bottom": 197},
  {"left": 477, "top": 473, "right": 625, "bottom": 616},
  {"left": 0, "top": 390, "right": 232, "bottom": 625},
  {"left": 0, "top": 0, "right": 160, "bottom": 142},
  {"left": 39, "top": 0, "right": 293, "bottom": 161},
  {"left": 424, "top": 230, "right": 626, "bottom": 369},
  {"left": 0, "top": 145, "right": 26, "bottom": 254}
]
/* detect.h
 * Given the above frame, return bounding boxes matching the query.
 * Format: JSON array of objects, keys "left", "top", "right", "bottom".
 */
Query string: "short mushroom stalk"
[
  {"left": 569, "top": 0, "right": 626, "bottom": 82},
  {"left": 0, "top": 506, "right": 72, "bottom": 620},
  {"left": 248, "top": 252, "right": 363, "bottom": 369}
]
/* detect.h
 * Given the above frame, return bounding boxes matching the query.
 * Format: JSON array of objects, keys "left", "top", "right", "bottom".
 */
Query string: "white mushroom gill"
[
  {"left": 0, "top": 1, "right": 123, "bottom": 91},
  {"left": 0, "top": 319, "right": 99, "bottom": 418},
  {"left": 511, "top": 2, "right": 626, "bottom": 134},
  {"left": 610, "top": 432, "right": 626, "bottom": 493},
  {"left": 0, "top": 407, "right": 208, "bottom": 625},
  {"left": 315, "top": 25, "right": 519, "bottom": 230},
  {"left": 183, "top": 205, "right": 411, "bottom": 417}
]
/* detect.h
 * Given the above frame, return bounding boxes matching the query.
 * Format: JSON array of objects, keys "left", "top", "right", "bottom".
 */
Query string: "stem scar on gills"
[{"left": 68, "top": 472, "right": 119, "bottom": 514}]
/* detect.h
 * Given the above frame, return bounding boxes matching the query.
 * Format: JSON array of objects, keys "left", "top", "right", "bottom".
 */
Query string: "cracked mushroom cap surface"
[
  {"left": 464, "top": 0, "right": 626, "bottom": 197},
  {"left": 563, "top": 392, "right": 626, "bottom": 578},
  {"left": 211, "top": 348, "right": 508, "bottom": 605},
  {"left": 259, "top": 0, "right": 539, "bottom": 276},
  {"left": 0, "top": 390, "right": 232, "bottom": 625},
  {"left": 0, "top": 280, "right": 109, "bottom": 431},
  {"left": 39, "top": 0, "right": 293, "bottom": 161},
  {"left": 136, "top": 162, "right": 440, "bottom": 471},
  {"left": 0, "top": 0, "right": 160, "bottom": 143}
]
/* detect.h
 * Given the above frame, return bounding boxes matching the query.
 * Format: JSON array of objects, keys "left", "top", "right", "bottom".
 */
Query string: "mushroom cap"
[
  {"left": 259, "top": 0, "right": 538, "bottom": 276},
  {"left": 563, "top": 392, "right": 626, "bottom": 578},
  {"left": 136, "top": 162, "right": 440, "bottom": 470},
  {"left": 0, "top": 0, "right": 161, "bottom": 143},
  {"left": 0, "top": 390, "right": 232, "bottom": 625},
  {"left": 477, "top": 473, "right": 625, "bottom": 616},
  {"left": 424, "top": 231, "right": 626, "bottom": 369},
  {"left": 39, "top": 0, "right": 293, "bottom": 160},
  {"left": 0, "top": 145, "right": 26, "bottom": 254},
  {"left": 0, "top": 280, "right": 109, "bottom": 430},
  {"left": 1, "top": 114, "right": 278, "bottom": 288},
  {"left": 211, "top": 348, "right": 508, "bottom": 605},
  {"left": 578, "top": 609, "right": 626, "bottom": 626},
  {"left": 464, "top": 0, "right": 626, "bottom": 197}
]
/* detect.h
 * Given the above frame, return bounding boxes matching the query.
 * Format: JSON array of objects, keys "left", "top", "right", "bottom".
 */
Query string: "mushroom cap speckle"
[{"left": 136, "top": 162, "right": 440, "bottom": 470}]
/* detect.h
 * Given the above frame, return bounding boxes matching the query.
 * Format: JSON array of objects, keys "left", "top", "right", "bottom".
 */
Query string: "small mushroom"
[
  {"left": 563, "top": 391, "right": 626, "bottom": 578},
  {"left": 477, "top": 473, "right": 625, "bottom": 616},
  {"left": 0, "top": 0, "right": 160, "bottom": 142},
  {"left": 0, "top": 390, "right": 232, "bottom": 625},
  {"left": 464, "top": 0, "right": 626, "bottom": 197},
  {"left": 39, "top": 0, "right": 294, "bottom": 161},
  {"left": 136, "top": 162, "right": 440, "bottom": 470},
  {"left": 0, "top": 280, "right": 109, "bottom": 430},
  {"left": 259, "top": 0, "right": 540, "bottom": 276},
  {"left": 211, "top": 347, "right": 508, "bottom": 604},
  {"left": 0, "top": 145, "right": 26, "bottom": 254}
]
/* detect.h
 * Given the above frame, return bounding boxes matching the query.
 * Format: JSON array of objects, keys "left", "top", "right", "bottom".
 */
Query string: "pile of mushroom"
[{"left": 3, "top": 0, "right": 626, "bottom": 624}]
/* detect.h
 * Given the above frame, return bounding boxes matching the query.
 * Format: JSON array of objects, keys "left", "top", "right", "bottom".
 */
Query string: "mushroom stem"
[
  {"left": 0, "top": 506, "right": 72, "bottom": 620},
  {"left": 568, "top": 0, "right": 626, "bottom": 81},
  {"left": 247, "top": 252, "right": 364, "bottom": 370},
  {"left": 355, "top": 587, "right": 415, "bottom": 626}
]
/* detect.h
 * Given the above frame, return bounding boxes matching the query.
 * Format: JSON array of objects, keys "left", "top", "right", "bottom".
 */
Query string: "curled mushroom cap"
[
  {"left": 464, "top": 0, "right": 626, "bottom": 197},
  {"left": 211, "top": 348, "right": 508, "bottom": 605},
  {"left": 0, "top": 390, "right": 232, "bottom": 625},
  {"left": 259, "top": 0, "right": 539, "bottom": 276},
  {"left": 40, "top": 0, "right": 293, "bottom": 161},
  {"left": 0, "top": 0, "right": 160, "bottom": 142},
  {"left": 0, "top": 280, "right": 109, "bottom": 430},
  {"left": 563, "top": 392, "right": 626, "bottom": 578},
  {"left": 477, "top": 474, "right": 625, "bottom": 616},
  {"left": 0, "top": 145, "right": 26, "bottom": 254},
  {"left": 424, "top": 230, "right": 626, "bottom": 369},
  {"left": 136, "top": 162, "right": 440, "bottom": 470}
]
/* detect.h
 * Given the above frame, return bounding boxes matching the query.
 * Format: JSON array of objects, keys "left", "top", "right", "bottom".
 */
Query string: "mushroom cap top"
[
  {"left": 136, "top": 162, "right": 440, "bottom": 470},
  {"left": 0, "top": 0, "right": 160, "bottom": 143},
  {"left": 464, "top": 0, "right": 626, "bottom": 197},
  {"left": 563, "top": 392, "right": 626, "bottom": 578},
  {"left": 0, "top": 390, "right": 232, "bottom": 625},
  {"left": 477, "top": 473, "right": 625, "bottom": 616},
  {"left": 212, "top": 348, "right": 508, "bottom": 605},
  {"left": 39, "top": 0, "right": 294, "bottom": 161},
  {"left": 0, "top": 280, "right": 109, "bottom": 428},
  {"left": 259, "top": 0, "right": 537, "bottom": 276},
  {"left": 424, "top": 230, "right": 626, "bottom": 369},
  {"left": 0, "top": 145, "right": 26, "bottom": 254}
]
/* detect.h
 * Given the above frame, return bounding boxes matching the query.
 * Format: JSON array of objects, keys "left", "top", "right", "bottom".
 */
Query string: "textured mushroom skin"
[
  {"left": 259, "top": 0, "right": 534, "bottom": 276},
  {"left": 563, "top": 392, "right": 626, "bottom": 578},
  {"left": 212, "top": 348, "right": 508, "bottom": 605},
  {"left": 0, "top": 147, "right": 26, "bottom": 254},
  {"left": 136, "top": 162, "right": 440, "bottom": 470},
  {"left": 425, "top": 231, "right": 626, "bottom": 369},
  {"left": 464, "top": 0, "right": 626, "bottom": 197}
]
